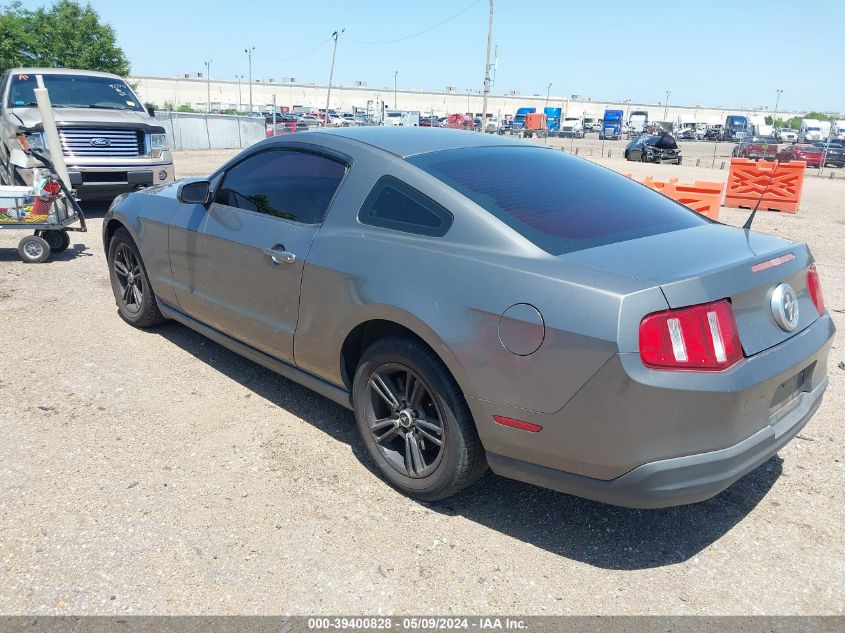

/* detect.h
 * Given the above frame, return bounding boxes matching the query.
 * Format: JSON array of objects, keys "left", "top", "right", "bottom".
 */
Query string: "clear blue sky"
[{"left": 18, "top": 0, "right": 844, "bottom": 112}]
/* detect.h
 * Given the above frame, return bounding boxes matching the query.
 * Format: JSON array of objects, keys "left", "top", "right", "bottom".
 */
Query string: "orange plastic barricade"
[
  {"left": 667, "top": 181, "right": 723, "bottom": 220},
  {"left": 627, "top": 175, "right": 723, "bottom": 220},
  {"left": 724, "top": 158, "right": 805, "bottom": 213}
]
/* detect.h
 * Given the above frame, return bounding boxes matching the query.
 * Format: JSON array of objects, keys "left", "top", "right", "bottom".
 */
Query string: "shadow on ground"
[{"left": 151, "top": 318, "right": 780, "bottom": 571}]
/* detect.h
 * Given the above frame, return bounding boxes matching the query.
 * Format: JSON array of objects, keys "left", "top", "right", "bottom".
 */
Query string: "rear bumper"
[
  {"left": 470, "top": 312, "right": 835, "bottom": 507},
  {"left": 487, "top": 374, "right": 826, "bottom": 508}
]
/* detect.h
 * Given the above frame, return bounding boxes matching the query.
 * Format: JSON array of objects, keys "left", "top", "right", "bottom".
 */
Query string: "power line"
[
  {"left": 256, "top": 38, "right": 333, "bottom": 62},
  {"left": 344, "top": 0, "right": 482, "bottom": 45}
]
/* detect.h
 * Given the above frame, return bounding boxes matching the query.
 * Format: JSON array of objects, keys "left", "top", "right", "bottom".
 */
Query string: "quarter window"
[
  {"left": 359, "top": 176, "right": 452, "bottom": 237},
  {"left": 215, "top": 149, "right": 346, "bottom": 224}
]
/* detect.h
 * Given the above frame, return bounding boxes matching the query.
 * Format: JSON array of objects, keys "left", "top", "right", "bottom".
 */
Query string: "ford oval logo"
[
  {"left": 89, "top": 137, "right": 111, "bottom": 147},
  {"left": 770, "top": 283, "right": 799, "bottom": 332}
]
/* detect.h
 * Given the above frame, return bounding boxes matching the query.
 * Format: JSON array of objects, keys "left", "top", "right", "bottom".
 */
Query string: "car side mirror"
[
  {"left": 145, "top": 103, "right": 156, "bottom": 117},
  {"left": 178, "top": 180, "right": 211, "bottom": 205}
]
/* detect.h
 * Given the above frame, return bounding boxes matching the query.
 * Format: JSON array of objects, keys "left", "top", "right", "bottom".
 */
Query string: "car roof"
[
  {"left": 4, "top": 67, "right": 123, "bottom": 79},
  {"left": 307, "top": 126, "right": 527, "bottom": 158}
]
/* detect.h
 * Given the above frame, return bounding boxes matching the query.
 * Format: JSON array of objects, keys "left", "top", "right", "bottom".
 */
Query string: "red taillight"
[
  {"left": 807, "top": 264, "right": 825, "bottom": 315},
  {"left": 639, "top": 299, "right": 743, "bottom": 371}
]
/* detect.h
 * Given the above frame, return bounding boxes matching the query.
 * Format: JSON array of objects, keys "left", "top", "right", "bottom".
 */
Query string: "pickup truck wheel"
[
  {"left": 353, "top": 336, "right": 487, "bottom": 501},
  {"left": 107, "top": 228, "right": 165, "bottom": 328}
]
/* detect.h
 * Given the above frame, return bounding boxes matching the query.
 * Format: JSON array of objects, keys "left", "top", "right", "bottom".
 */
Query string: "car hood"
[
  {"left": 10, "top": 107, "right": 164, "bottom": 133},
  {"left": 561, "top": 223, "right": 816, "bottom": 355}
]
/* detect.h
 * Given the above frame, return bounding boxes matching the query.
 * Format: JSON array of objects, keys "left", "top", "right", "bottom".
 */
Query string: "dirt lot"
[{"left": 0, "top": 139, "right": 843, "bottom": 615}]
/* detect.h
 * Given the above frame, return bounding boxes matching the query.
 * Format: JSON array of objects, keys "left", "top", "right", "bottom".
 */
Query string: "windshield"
[
  {"left": 7, "top": 73, "right": 144, "bottom": 111},
  {"left": 409, "top": 146, "right": 705, "bottom": 255}
]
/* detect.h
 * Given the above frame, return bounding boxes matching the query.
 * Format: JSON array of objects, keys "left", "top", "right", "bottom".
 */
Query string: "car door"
[{"left": 169, "top": 147, "right": 347, "bottom": 363}]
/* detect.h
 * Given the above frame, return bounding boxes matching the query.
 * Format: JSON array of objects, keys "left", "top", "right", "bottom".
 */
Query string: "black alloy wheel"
[
  {"left": 365, "top": 363, "right": 445, "bottom": 478},
  {"left": 352, "top": 336, "right": 486, "bottom": 501},
  {"left": 107, "top": 228, "right": 165, "bottom": 328}
]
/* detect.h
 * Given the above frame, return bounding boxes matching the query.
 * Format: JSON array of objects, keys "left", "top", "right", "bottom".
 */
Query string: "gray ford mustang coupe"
[{"left": 103, "top": 127, "right": 835, "bottom": 507}]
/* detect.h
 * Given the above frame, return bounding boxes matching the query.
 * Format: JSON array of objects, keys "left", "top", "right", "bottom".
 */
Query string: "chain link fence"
[{"left": 154, "top": 111, "right": 265, "bottom": 151}]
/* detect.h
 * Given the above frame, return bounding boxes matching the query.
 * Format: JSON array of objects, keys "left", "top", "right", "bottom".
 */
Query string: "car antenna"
[{"left": 742, "top": 159, "right": 780, "bottom": 231}]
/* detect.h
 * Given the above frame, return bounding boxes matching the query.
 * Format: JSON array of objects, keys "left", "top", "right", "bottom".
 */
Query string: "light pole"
[
  {"left": 544, "top": 82, "right": 552, "bottom": 109},
  {"left": 325, "top": 30, "right": 343, "bottom": 127},
  {"left": 663, "top": 90, "right": 671, "bottom": 121},
  {"left": 773, "top": 89, "right": 783, "bottom": 128},
  {"left": 245, "top": 46, "right": 254, "bottom": 113},
  {"left": 204, "top": 60, "right": 212, "bottom": 113},
  {"left": 394, "top": 70, "right": 398, "bottom": 110},
  {"left": 480, "top": 0, "right": 495, "bottom": 132},
  {"left": 236, "top": 75, "right": 243, "bottom": 111},
  {"left": 466, "top": 88, "right": 471, "bottom": 114}
]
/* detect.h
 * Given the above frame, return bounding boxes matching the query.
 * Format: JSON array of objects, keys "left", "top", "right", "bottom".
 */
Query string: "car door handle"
[{"left": 263, "top": 247, "right": 296, "bottom": 265}]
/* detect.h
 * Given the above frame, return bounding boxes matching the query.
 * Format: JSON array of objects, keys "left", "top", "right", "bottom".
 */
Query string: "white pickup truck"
[{"left": 1, "top": 67, "right": 174, "bottom": 201}]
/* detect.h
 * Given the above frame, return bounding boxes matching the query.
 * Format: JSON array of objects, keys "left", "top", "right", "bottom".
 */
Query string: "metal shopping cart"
[{"left": 0, "top": 149, "right": 86, "bottom": 263}]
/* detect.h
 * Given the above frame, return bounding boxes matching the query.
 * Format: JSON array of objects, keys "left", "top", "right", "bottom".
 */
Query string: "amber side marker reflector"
[
  {"left": 493, "top": 415, "right": 543, "bottom": 432},
  {"left": 751, "top": 252, "right": 795, "bottom": 272}
]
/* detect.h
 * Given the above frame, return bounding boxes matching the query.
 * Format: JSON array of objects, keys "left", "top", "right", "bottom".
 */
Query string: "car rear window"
[{"left": 408, "top": 146, "right": 707, "bottom": 255}]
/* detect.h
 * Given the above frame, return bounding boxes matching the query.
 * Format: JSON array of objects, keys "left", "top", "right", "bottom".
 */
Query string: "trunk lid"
[{"left": 561, "top": 224, "right": 818, "bottom": 356}]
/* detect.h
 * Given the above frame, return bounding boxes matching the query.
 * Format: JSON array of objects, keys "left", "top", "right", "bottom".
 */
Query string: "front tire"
[
  {"left": 107, "top": 227, "right": 164, "bottom": 328},
  {"left": 352, "top": 336, "right": 486, "bottom": 501}
]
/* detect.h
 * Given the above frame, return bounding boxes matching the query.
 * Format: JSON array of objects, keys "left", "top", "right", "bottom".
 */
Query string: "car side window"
[
  {"left": 358, "top": 176, "right": 453, "bottom": 237},
  {"left": 214, "top": 149, "right": 346, "bottom": 224}
]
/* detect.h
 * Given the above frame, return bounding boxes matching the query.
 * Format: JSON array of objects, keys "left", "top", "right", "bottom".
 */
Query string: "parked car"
[
  {"left": 446, "top": 113, "right": 475, "bottom": 130},
  {"left": 732, "top": 136, "right": 779, "bottom": 161},
  {"left": 264, "top": 113, "right": 299, "bottom": 125},
  {"left": 0, "top": 67, "right": 174, "bottom": 200},
  {"left": 704, "top": 124, "right": 723, "bottom": 141},
  {"left": 624, "top": 134, "right": 682, "bottom": 164},
  {"left": 776, "top": 128, "right": 798, "bottom": 143},
  {"left": 775, "top": 143, "right": 823, "bottom": 168},
  {"left": 813, "top": 140, "right": 845, "bottom": 167},
  {"left": 102, "top": 127, "right": 833, "bottom": 508}
]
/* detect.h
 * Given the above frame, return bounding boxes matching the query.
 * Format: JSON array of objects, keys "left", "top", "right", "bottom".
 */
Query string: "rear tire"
[
  {"left": 352, "top": 336, "right": 487, "bottom": 501},
  {"left": 107, "top": 227, "right": 165, "bottom": 328}
]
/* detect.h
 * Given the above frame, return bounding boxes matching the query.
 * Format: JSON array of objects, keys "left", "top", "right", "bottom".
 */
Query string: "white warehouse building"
[{"left": 130, "top": 75, "right": 806, "bottom": 123}]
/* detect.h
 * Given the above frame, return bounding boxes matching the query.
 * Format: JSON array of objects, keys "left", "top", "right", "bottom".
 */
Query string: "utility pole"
[
  {"left": 204, "top": 60, "right": 212, "bottom": 113},
  {"left": 544, "top": 83, "right": 552, "bottom": 109},
  {"left": 325, "top": 30, "right": 343, "bottom": 127},
  {"left": 245, "top": 46, "right": 255, "bottom": 113},
  {"left": 663, "top": 90, "right": 671, "bottom": 120},
  {"left": 773, "top": 89, "right": 783, "bottom": 127},
  {"left": 394, "top": 70, "right": 398, "bottom": 110},
  {"left": 480, "top": 0, "right": 494, "bottom": 132},
  {"left": 236, "top": 75, "right": 243, "bottom": 111}
]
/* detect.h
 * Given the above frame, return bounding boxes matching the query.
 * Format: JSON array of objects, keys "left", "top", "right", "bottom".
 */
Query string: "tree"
[
  {"left": 0, "top": 0, "right": 129, "bottom": 76},
  {"left": 0, "top": 3, "right": 33, "bottom": 71}
]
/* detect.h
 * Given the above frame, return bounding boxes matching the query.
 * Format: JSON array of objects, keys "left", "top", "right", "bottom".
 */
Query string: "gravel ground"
[{"left": 0, "top": 140, "right": 842, "bottom": 615}]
